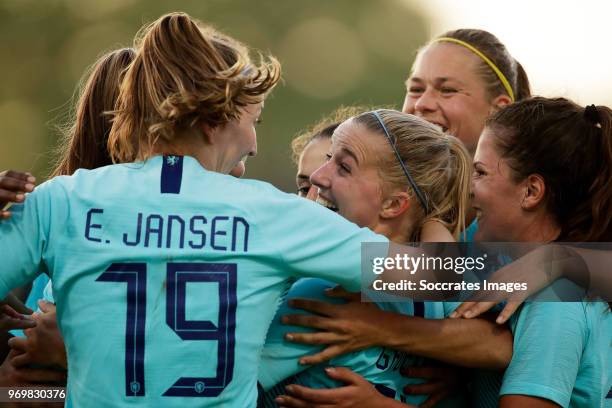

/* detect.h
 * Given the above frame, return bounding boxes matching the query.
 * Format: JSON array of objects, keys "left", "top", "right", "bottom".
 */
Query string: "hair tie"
[{"left": 584, "top": 104, "right": 602, "bottom": 128}]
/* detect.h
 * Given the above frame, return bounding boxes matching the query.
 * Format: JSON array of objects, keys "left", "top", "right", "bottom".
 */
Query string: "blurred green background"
[{"left": 0, "top": 0, "right": 428, "bottom": 192}]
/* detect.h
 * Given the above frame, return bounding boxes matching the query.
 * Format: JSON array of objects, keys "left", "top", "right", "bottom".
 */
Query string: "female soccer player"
[
  {"left": 281, "top": 100, "right": 612, "bottom": 407},
  {"left": 271, "top": 28, "right": 535, "bottom": 407},
  {"left": 291, "top": 106, "right": 367, "bottom": 199},
  {"left": 402, "top": 28, "right": 531, "bottom": 156},
  {"left": 278, "top": 25, "right": 534, "bottom": 315},
  {"left": 0, "top": 12, "right": 408, "bottom": 408},
  {"left": 468, "top": 97, "right": 612, "bottom": 407},
  {"left": 0, "top": 41, "right": 253, "bottom": 395},
  {"left": 261, "top": 110, "right": 511, "bottom": 408}
]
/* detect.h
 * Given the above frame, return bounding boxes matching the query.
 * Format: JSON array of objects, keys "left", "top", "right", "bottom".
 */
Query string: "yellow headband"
[{"left": 432, "top": 37, "right": 515, "bottom": 102}]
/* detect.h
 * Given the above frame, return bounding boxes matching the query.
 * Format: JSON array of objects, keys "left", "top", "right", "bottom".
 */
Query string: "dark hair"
[
  {"left": 487, "top": 97, "right": 612, "bottom": 242},
  {"left": 51, "top": 48, "right": 136, "bottom": 177},
  {"left": 436, "top": 29, "right": 531, "bottom": 102}
]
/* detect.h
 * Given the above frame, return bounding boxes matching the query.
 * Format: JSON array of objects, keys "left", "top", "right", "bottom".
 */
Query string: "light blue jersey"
[
  {"left": 259, "top": 278, "right": 465, "bottom": 406},
  {"left": 259, "top": 218, "right": 503, "bottom": 408},
  {"left": 501, "top": 301, "right": 612, "bottom": 407},
  {"left": 0, "top": 155, "right": 387, "bottom": 408},
  {"left": 460, "top": 220, "right": 478, "bottom": 243}
]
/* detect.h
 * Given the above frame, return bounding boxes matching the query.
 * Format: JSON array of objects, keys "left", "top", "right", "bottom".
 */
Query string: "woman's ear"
[
  {"left": 380, "top": 191, "right": 411, "bottom": 219},
  {"left": 521, "top": 174, "right": 546, "bottom": 210},
  {"left": 490, "top": 94, "right": 512, "bottom": 112},
  {"left": 201, "top": 123, "right": 217, "bottom": 145}
]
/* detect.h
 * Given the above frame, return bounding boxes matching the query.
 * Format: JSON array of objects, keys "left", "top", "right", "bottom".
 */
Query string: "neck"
[
  {"left": 514, "top": 211, "right": 561, "bottom": 242},
  {"left": 373, "top": 216, "right": 416, "bottom": 245},
  {"left": 150, "top": 130, "right": 233, "bottom": 174}
]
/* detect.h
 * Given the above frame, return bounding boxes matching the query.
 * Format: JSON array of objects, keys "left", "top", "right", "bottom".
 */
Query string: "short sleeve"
[
  {"left": 500, "top": 302, "right": 587, "bottom": 407},
  {"left": 0, "top": 181, "right": 57, "bottom": 298},
  {"left": 261, "top": 195, "right": 388, "bottom": 292}
]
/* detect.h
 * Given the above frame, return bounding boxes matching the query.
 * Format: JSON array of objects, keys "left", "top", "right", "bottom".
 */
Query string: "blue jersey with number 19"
[{"left": 0, "top": 155, "right": 387, "bottom": 408}]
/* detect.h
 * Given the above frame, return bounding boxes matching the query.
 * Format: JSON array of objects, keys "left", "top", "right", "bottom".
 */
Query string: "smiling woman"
[
  {"left": 402, "top": 29, "right": 531, "bottom": 155},
  {"left": 291, "top": 106, "right": 368, "bottom": 199},
  {"left": 258, "top": 111, "right": 512, "bottom": 408},
  {"left": 470, "top": 96, "right": 612, "bottom": 408},
  {"left": 312, "top": 110, "right": 471, "bottom": 241}
]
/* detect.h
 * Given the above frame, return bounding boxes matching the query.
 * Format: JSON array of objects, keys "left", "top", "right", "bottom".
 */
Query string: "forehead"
[
  {"left": 298, "top": 137, "right": 331, "bottom": 170},
  {"left": 302, "top": 137, "right": 331, "bottom": 157},
  {"left": 474, "top": 127, "right": 499, "bottom": 162},
  {"left": 411, "top": 43, "right": 482, "bottom": 84},
  {"left": 332, "top": 118, "right": 388, "bottom": 164}
]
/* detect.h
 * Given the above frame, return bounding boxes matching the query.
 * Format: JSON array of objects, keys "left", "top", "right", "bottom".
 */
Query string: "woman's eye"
[
  {"left": 409, "top": 87, "right": 424, "bottom": 94},
  {"left": 339, "top": 163, "right": 351, "bottom": 174},
  {"left": 441, "top": 87, "right": 458, "bottom": 94},
  {"left": 297, "top": 186, "right": 310, "bottom": 197},
  {"left": 255, "top": 118, "right": 262, "bottom": 125},
  {"left": 473, "top": 169, "right": 485, "bottom": 177},
  {"left": 325, "top": 153, "right": 332, "bottom": 161}
]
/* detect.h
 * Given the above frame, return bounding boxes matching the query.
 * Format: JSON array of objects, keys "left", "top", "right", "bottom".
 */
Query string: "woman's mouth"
[
  {"left": 316, "top": 196, "right": 339, "bottom": 212},
  {"left": 431, "top": 122, "right": 449, "bottom": 133}
]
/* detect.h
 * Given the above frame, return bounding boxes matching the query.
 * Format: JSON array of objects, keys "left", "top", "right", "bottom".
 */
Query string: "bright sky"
[{"left": 414, "top": 0, "right": 612, "bottom": 106}]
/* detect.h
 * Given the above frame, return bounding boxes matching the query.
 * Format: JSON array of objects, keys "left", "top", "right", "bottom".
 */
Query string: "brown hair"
[
  {"left": 487, "top": 97, "right": 612, "bottom": 242},
  {"left": 51, "top": 48, "right": 136, "bottom": 177},
  {"left": 431, "top": 29, "right": 531, "bottom": 102},
  {"left": 291, "top": 106, "right": 371, "bottom": 165},
  {"left": 108, "top": 12, "right": 281, "bottom": 163},
  {"left": 354, "top": 110, "right": 471, "bottom": 240}
]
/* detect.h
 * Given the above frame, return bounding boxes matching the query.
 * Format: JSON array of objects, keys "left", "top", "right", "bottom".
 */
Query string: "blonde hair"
[
  {"left": 290, "top": 106, "right": 371, "bottom": 165},
  {"left": 354, "top": 110, "right": 471, "bottom": 240},
  {"left": 108, "top": 12, "right": 281, "bottom": 162}
]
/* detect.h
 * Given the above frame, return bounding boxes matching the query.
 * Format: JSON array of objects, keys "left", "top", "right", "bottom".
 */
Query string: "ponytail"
[
  {"left": 586, "top": 106, "right": 612, "bottom": 241},
  {"left": 355, "top": 111, "right": 471, "bottom": 242},
  {"left": 513, "top": 60, "right": 532, "bottom": 101},
  {"left": 487, "top": 97, "right": 612, "bottom": 243},
  {"left": 109, "top": 12, "right": 281, "bottom": 163},
  {"left": 427, "top": 136, "right": 472, "bottom": 239}
]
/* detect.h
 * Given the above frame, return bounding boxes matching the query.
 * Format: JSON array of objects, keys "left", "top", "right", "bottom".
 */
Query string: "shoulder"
[
  {"left": 510, "top": 301, "right": 588, "bottom": 334},
  {"left": 507, "top": 302, "right": 591, "bottom": 365},
  {"left": 48, "top": 162, "right": 137, "bottom": 193}
]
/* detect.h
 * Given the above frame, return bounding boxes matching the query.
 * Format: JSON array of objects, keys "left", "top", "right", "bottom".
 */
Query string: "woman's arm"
[
  {"left": 284, "top": 287, "right": 512, "bottom": 369},
  {"left": 499, "top": 395, "right": 560, "bottom": 408},
  {"left": 276, "top": 367, "right": 417, "bottom": 408},
  {"left": 453, "top": 244, "right": 612, "bottom": 323}
]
